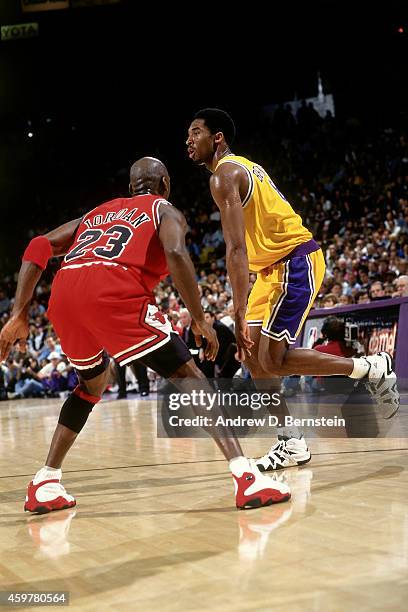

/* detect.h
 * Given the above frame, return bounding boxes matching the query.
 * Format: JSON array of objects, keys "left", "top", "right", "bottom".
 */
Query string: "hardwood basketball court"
[{"left": 0, "top": 395, "right": 407, "bottom": 610}]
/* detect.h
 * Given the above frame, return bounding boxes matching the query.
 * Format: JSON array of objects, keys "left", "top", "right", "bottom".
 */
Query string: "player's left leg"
[
  {"left": 255, "top": 335, "right": 399, "bottom": 471},
  {"left": 258, "top": 334, "right": 399, "bottom": 417},
  {"left": 244, "top": 326, "right": 312, "bottom": 472}
]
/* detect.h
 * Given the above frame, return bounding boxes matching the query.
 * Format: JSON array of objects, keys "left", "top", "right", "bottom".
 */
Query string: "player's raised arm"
[
  {"left": 0, "top": 218, "right": 81, "bottom": 361},
  {"left": 158, "top": 206, "right": 218, "bottom": 361},
  {"left": 210, "top": 164, "right": 254, "bottom": 361}
]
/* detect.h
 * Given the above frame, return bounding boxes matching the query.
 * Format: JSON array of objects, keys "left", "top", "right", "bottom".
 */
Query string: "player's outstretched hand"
[
  {"left": 234, "top": 317, "right": 254, "bottom": 362},
  {"left": 0, "top": 315, "right": 29, "bottom": 362},
  {"left": 191, "top": 319, "right": 219, "bottom": 361}
]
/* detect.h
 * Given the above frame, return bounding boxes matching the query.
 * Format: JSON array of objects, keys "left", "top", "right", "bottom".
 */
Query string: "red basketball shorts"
[{"left": 47, "top": 263, "right": 173, "bottom": 371}]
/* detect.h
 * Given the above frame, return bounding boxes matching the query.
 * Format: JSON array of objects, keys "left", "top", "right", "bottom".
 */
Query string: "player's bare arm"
[
  {"left": 210, "top": 163, "right": 254, "bottom": 361},
  {"left": 0, "top": 218, "right": 81, "bottom": 361},
  {"left": 44, "top": 217, "right": 82, "bottom": 257},
  {"left": 158, "top": 206, "right": 219, "bottom": 361}
]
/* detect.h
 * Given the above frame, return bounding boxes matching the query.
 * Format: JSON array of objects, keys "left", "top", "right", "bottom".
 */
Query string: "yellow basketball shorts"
[{"left": 246, "top": 247, "right": 326, "bottom": 344}]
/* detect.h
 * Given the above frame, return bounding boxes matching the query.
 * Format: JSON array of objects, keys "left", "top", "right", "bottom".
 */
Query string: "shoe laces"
[{"left": 259, "top": 439, "right": 286, "bottom": 463}]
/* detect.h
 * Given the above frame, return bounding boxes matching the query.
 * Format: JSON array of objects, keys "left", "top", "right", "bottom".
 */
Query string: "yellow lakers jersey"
[{"left": 215, "top": 155, "right": 312, "bottom": 271}]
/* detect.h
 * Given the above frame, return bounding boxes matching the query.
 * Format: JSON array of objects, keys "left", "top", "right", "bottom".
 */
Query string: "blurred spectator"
[
  {"left": 0, "top": 290, "right": 10, "bottom": 315},
  {"left": 331, "top": 283, "right": 343, "bottom": 299},
  {"left": 370, "top": 281, "right": 386, "bottom": 301},
  {"left": 384, "top": 283, "right": 395, "bottom": 297},
  {"left": 358, "top": 269, "right": 370, "bottom": 292},
  {"left": 29, "top": 300, "right": 46, "bottom": 319},
  {"left": 38, "top": 337, "right": 62, "bottom": 362},
  {"left": 179, "top": 308, "right": 200, "bottom": 359},
  {"left": 286, "top": 316, "right": 356, "bottom": 397},
  {"left": 28, "top": 325, "right": 46, "bottom": 353},
  {"left": 11, "top": 339, "right": 32, "bottom": 364},
  {"left": 35, "top": 352, "right": 77, "bottom": 397},
  {"left": 114, "top": 360, "right": 149, "bottom": 399},
  {"left": 220, "top": 303, "right": 235, "bottom": 331},
  {"left": 8, "top": 356, "right": 45, "bottom": 400},
  {"left": 321, "top": 294, "right": 339, "bottom": 308},
  {"left": 338, "top": 295, "right": 353, "bottom": 306},
  {"left": 393, "top": 275, "right": 408, "bottom": 297},
  {"left": 198, "top": 311, "right": 240, "bottom": 379},
  {"left": 314, "top": 317, "right": 355, "bottom": 358},
  {"left": 356, "top": 291, "right": 371, "bottom": 304},
  {"left": 37, "top": 352, "right": 62, "bottom": 381},
  {"left": 0, "top": 362, "right": 8, "bottom": 400}
]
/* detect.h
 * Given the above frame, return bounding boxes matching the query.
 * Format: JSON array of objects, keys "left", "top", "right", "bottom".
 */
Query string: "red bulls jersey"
[{"left": 62, "top": 194, "right": 169, "bottom": 290}]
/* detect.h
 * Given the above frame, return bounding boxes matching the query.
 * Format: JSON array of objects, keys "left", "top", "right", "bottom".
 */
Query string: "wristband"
[{"left": 22, "top": 236, "right": 52, "bottom": 270}]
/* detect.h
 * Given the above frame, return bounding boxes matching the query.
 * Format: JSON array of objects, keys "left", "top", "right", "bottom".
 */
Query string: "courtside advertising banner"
[
  {"left": 71, "top": 0, "right": 122, "bottom": 6},
  {"left": 21, "top": 0, "right": 69, "bottom": 11},
  {"left": 1, "top": 23, "right": 39, "bottom": 41}
]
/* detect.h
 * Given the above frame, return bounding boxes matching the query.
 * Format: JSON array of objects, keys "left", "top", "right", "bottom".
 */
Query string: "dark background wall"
[{"left": 0, "top": 0, "right": 407, "bottom": 268}]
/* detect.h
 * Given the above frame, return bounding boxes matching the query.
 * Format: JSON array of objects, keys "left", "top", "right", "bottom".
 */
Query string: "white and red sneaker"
[
  {"left": 24, "top": 468, "right": 76, "bottom": 514},
  {"left": 230, "top": 458, "right": 291, "bottom": 510}
]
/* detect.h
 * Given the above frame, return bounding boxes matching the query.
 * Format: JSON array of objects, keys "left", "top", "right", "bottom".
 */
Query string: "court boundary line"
[{"left": 1, "top": 447, "right": 407, "bottom": 480}]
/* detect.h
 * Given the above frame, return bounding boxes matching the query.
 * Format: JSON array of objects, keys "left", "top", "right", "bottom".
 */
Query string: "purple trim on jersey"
[{"left": 264, "top": 254, "right": 314, "bottom": 343}]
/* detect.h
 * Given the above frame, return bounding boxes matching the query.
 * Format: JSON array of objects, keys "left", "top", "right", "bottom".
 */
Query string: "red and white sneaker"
[
  {"left": 24, "top": 468, "right": 76, "bottom": 514},
  {"left": 230, "top": 458, "right": 291, "bottom": 510}
]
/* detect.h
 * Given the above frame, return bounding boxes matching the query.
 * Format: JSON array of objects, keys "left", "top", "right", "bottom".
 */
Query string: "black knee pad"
[{"left": 58, "top": 391, "right": 98, "bottom": 434}]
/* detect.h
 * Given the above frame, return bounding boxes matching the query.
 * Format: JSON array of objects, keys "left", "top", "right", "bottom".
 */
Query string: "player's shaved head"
[{"left": 129, "top": 157, "right": 170, "bottom": 198}]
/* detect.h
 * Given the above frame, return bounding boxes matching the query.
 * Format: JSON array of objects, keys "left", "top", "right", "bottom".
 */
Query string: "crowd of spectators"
[
  {"left": 0, "top": 318, "right": 78, "bottom": 401},
  {"left": 1, "top": 103, "right": 408, "bottom": 398},
  {"left": 156, "top": 105, "right": 408, "bottom": 315}
]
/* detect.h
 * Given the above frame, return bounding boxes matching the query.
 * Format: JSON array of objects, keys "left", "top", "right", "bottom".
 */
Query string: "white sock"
[
  {"left": 33, "top": 466, "right": 62, "bottom": 484},
  {"left": 229, "top": 456, "right": 251, "bottom": 477},
  {"left": 278, "top": 426, "right": 302, "bottom": 440},
  {"left": 349, "top": 357, "right": 370, "bottom": 379}
]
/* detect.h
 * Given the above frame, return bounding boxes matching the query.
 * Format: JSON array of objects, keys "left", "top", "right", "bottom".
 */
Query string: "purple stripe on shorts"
[{"left": 265, "top": 254, "right": 314, "bottom": 341}]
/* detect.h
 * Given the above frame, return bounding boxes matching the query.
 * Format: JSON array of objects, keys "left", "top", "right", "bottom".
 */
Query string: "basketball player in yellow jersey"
[{"left": 186, "top": 108, "right": 399, "bottom": 471}]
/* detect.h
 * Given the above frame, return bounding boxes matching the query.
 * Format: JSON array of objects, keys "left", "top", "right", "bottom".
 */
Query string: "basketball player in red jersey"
[{"left": 0, "top": 157, "right": 290, "bottom": 512}]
